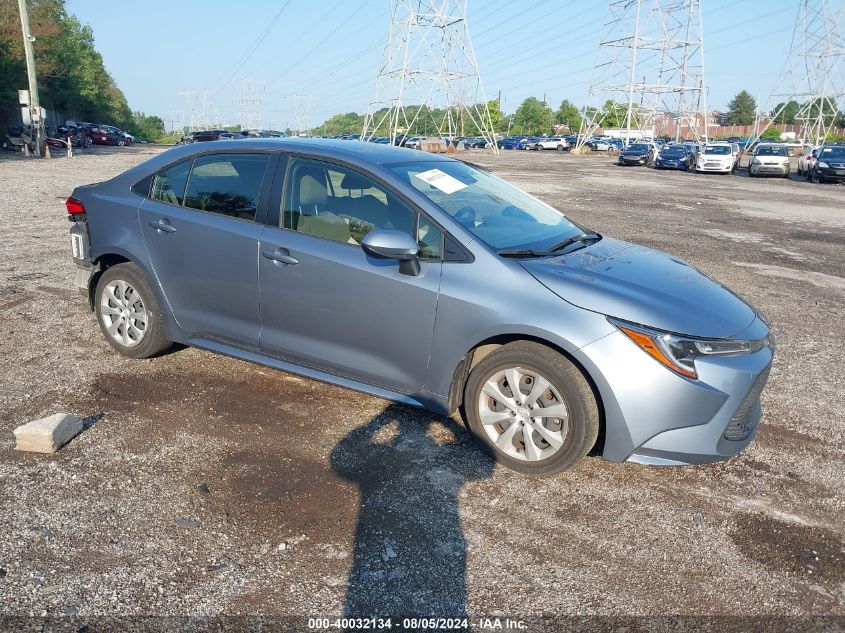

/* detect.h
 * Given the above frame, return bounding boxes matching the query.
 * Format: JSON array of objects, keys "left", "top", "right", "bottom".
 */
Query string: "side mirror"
[{"left": 361, "top": 229, "right": 421, "bottom": 276}]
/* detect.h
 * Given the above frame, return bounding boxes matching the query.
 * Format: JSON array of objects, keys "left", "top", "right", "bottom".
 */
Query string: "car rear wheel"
[
  {"left": 463, "top": 342, "right": 599, "bottom": 475},
  {"left": 557, "top": 145, "right": 565, "bottom": 151},
  {"left": 95, "top": 263, "right": 172, "bottom": 359}
]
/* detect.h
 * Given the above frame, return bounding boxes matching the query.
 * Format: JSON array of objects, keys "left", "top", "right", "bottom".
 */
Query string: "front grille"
[{"left": 723, "top": 366, "right": 771, "bottom": 441}]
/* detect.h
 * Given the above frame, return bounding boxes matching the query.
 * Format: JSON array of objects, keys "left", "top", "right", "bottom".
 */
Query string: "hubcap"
[
  {"left": 477, "top": 366, "right": 569, "bottom": 462},
  {"left": 100, "top": 279, "right": 147, "bottom": 347}
]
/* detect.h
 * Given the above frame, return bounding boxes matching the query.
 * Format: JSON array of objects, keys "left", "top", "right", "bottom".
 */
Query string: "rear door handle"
[
  {"left": 261, "top": 248, "right": 299, "bottom": 265},
  {"left": 148, "top": 219, "right": 176, "bottom": 233}
]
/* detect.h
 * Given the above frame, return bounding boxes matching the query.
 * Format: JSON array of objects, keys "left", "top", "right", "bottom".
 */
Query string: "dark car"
[
  {"left": 654, "top": 144, "right": 693, "bottom": 170},
  {"left": 191, "top": 130, "right": 228, "bottom": 143},
  {"left": 808, "top": 144, "right": 845, "bottom": 183},
  {"left": 618, "top": 143, "right": 656, "bottom": 166},
  {"left": 90, "top": 126, "right": 126, "bottom": 146}
]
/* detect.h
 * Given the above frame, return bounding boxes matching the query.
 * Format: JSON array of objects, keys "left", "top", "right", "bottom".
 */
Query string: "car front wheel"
[
  {"left": 463, "top": 342, "right": 599, "bottom": 475},
  {"left": 95, "top": 262, "right": 172, "bottom": 359}
]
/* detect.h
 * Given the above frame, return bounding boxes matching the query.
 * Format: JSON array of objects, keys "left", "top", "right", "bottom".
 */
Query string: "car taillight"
[{"left": 65, "top": 197, "right": 85, "bottom": 215}]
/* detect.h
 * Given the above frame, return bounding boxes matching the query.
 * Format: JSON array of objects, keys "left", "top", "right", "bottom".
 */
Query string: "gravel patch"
[{"left": 0, "top": 146, "right": 843, "bottom": 624}]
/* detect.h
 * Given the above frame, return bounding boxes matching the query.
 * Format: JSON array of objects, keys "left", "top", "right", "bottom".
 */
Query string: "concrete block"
[{"left": 13, "top": 413, "right": 83, "bottom": 453}]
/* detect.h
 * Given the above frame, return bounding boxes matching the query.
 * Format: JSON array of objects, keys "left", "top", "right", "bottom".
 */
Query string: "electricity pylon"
[
  {"left": 362, "top": 0, "right": 498, "bottom": 152},
  {"left": 577, "top": 0, "right": 708, "bottom": 151},
  {"left": 238, "top": 79, "right": 264, "bottom": 132},
  {"left": 280, "top": 94, "right": 313, "bottom": 136},
  {"left": 753, "top": 0, "right": 845, "bottom": 145}
]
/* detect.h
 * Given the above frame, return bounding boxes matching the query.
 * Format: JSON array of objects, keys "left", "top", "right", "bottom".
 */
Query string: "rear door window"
[
  {"left": 150, "top": 159, "right": 192, "bottom": 206},
  {"left": 184, "top": 154, "right": 270, "bottom": 221}
]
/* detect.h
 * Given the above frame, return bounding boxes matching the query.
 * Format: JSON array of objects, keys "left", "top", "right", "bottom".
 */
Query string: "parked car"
[
  {"left": 807, "top": 144, "right": 845, "bottom": 183},
  {"left": 797, "top": 146, "right": 821, "bottom": 176},
  {"left": 404, "top": 136, "right": 427, "bottom": 150},
  {"left": 499, "top": 136, "right": 528, "bottom": 150},
  {"left": 617, "top": 143, "right": 657, "bottom": 166},
  {"left": 90, "top": 126, "right": 126, "bottom": 146},
  {"left": 654, "top": 144, "right": 693, "bottom": 170},
  {"left": 466, "top": 137, "right": 490, "bottom": 149},
  {"left": 191, "top": 130, "right": 228, "bottom": 143},
  {"left": 535, "top": 137, "right": 570, "bottom": 151},
  {"left": 66, "top": 138, "right": 773, "bottom": 475},
  {"left": 695, "top": 143, "right": 736, "bottom": 174},
  {"left": 587, "top": 138, "right": 611, "bottom": 151},
  {"left": 749, "top": 144, "right": 790, "bottom": 178}
]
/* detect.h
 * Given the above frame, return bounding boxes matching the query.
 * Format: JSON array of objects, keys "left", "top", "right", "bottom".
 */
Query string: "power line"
[
  {"left": 214, "top": 0, "right": 292, "bottom": 96},
  {"left": 265, "top": 0, "right": 374, "bottom": 90}
]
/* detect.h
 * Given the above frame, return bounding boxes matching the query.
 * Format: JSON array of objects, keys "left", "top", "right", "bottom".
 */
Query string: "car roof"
[{"left": 138, "top": 137, "right": 456, "bottom": 173}]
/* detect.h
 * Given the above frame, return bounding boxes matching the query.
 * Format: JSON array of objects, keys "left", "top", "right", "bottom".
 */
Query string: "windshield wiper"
[
  {"left": 545, "top": 232, "right": 601, "bottom": 254},
  {"left": 497, "top": 233, "right": 601, "bottom": 258},
  {"left": 496, "top": 248, "right": 550, "bottom": 258}
]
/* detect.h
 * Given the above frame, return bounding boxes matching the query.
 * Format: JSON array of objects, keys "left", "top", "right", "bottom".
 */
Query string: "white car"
[
  {"left": 536, "top": 137, "right": 570, "bottom": 151},
  {"left": 695, "top": 143, "right": 736, "bottom": 174},
  {"left": 749, "top": 144, "right": 790, "bottom": 178},
  {"left": 797, "top": 146, "right": 821, "bottom": 176}
]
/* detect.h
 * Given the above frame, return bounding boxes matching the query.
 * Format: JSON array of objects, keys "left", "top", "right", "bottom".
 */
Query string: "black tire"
[
  {"left": 811, "top": 170, "right": 820, "bottom": 184},
  {"left": 462, "top": 342, "right": 599, "bottom": 475},
  {"left": 94, "top": 262, "right": 172, "bottom": 359},
  {"left": 557, "top": 144, "right": 565, "bottom": 151}
]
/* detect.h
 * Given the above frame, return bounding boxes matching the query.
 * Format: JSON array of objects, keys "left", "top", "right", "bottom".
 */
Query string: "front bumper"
[
  {"left": 619, "top": 156, "right": 648, "bottom": 165},
  {"left": 696, "top": 162, "right": 732, "bottom": 173},
  {"left": 815, "top": 166, "right": 845, "bottom": 181},
  {"left": 750, "top": 163, "right": 789, "bottom": 176},
  {"left": 575, "top": 316, "right": 773, "bottom": 466},
  {"left": 655, "top": 160, "right": 686, "bottom": 170}
]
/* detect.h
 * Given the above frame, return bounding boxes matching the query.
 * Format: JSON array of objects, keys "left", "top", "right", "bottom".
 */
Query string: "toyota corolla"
[{"left": 66, "top": 139, "right": 773, "bottom": 474}]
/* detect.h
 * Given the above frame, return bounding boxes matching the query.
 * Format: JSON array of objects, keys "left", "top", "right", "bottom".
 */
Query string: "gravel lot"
[{"left": 0, "top": 145, "right": 843, "bottom": 629}]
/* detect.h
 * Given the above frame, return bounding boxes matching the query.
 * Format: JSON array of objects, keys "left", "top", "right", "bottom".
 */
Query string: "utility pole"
[
  {"left": 577, "top": 0, "right": 708, "bottom": 151},
  {"left": 754, "top": 0, "right": 844, "bottom": 145},
  {"left": 17, "top": 0, "right": 44, "bottom": 155},
  {"left": 362, "top": 0, "right": 498, "bottom": 152}
]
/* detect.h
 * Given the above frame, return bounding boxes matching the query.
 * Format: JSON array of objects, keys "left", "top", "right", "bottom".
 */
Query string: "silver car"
[
  {"left": 67, "top": 139, "right": 773, "bottom": 474},
  {"left": 749, "top": 144, "right": 790, "bottom": 177}
]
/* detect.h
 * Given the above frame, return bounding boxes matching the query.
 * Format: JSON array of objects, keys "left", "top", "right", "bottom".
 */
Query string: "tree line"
[
  {"left": 313, "top": 91, "right": 845, "bottom": 139},
  {"left": 0, "top": 0, "right": 164, "bottom": 140}
]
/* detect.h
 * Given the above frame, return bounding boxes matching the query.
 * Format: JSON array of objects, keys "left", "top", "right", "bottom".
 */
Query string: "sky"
[{"left": 64, "top": 0, "right": 802, "bottom": 131}]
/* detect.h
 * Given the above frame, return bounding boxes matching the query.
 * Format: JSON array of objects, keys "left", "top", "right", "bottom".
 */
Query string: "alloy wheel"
[
  {"left": 477, "top": 366, "right": 569, "bottom": 461},
  {"left": 100, "top": 279, "right": 147, "bottom": 347}
]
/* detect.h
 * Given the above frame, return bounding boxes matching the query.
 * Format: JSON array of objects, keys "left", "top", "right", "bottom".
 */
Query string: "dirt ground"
[{"left": 0, "top": 145, "right": 843, "bottom": 630}]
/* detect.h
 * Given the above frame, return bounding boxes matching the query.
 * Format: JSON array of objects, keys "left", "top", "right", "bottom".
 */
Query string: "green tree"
[
  {"left": 0, "top": 0, "right": 132, "bottom": 130},
  {"left": 512, "top": 96, "right": 553, "bottom": 135},
  {"left": 726, "top": 90, "right": 757, "bottom": 125},
  {"left": 312, "top": 111, "right": 365, "bottom": 136},
  {"left": 760, "top": 127, "right": 782, "bottom": 140},
  {"left": 555, "top": 99, "right": 581, "bottom": 132},
  {"left": 773, "top": 100, "right": 800, "bottom": 124},
  {"left": 127, "top": 111, "right": 164, "bottom": 141},
  {"left": 485, "top": 99, "right": 504, "bottom": 133}
]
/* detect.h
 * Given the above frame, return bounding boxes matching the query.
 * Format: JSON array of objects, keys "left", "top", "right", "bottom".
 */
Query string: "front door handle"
[
  {"left": 148, "top": 219, "right": 176, "bottom": 234},
  {"left": 261, "top": 248, "right": 299, "bottom": 265}
]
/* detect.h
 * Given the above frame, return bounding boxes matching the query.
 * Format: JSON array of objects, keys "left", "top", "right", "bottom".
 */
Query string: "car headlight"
[
  {"left": 609, "top": 319, "right": 770, "bottom": 380},
  {"left": 818, "top": 161, "right": 829, "bottom": 168}
]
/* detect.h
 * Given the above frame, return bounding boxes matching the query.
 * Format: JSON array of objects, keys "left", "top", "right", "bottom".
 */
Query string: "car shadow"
[{"left": 330, "top": 403, "right": 495, "bottom": 619}]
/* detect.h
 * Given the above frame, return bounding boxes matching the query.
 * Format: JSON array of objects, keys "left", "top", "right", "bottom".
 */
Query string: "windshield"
[
  {"left": 820, "top": 146, "right": 845, "bottom": 159},
  {"left": 756, "top": 146, "right": 787, "bottom": 156},
  {"left": 389, "top": 160, "right": 582, "bottom": 252},
  {"left": 627, "top": 144, "right": 650, "bottom": 151},
  {"left": 662, "top": 146, "right": 686, "bottom": 155},
  {"left": 704, "top": 146, "right": 731, "bottom": 155}
]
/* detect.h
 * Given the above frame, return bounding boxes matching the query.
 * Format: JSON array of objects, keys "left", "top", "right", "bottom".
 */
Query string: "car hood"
[
  {"left": 520, "top": 237, "right": 757, "bottom": 339},
  {"left": 621, "top": 150, "right": 649, "bottom": 156}
]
